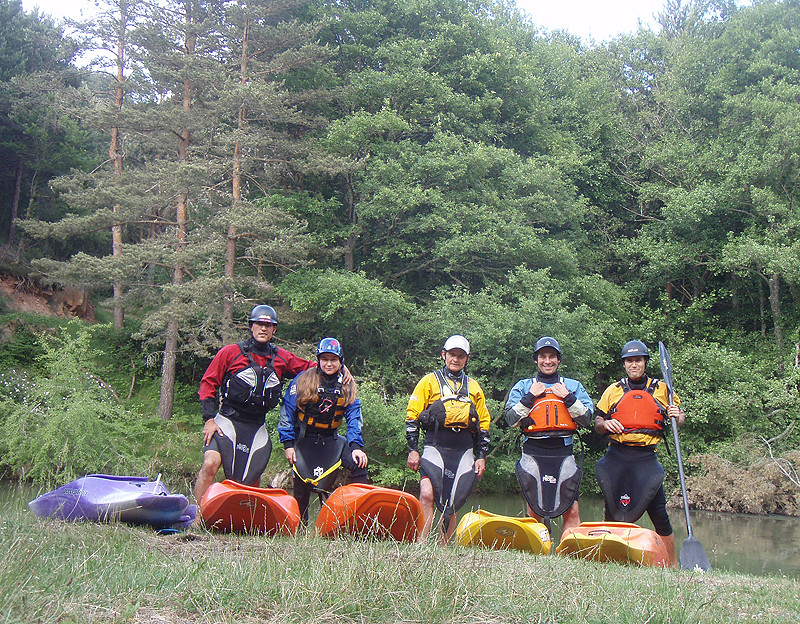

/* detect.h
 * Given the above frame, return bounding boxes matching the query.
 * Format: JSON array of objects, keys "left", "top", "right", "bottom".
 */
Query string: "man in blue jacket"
[{"left": 504, "top": 336, "right": 593, "bottom": 531}]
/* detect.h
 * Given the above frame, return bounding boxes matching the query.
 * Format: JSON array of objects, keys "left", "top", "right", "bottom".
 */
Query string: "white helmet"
[{"left": 442, "top": 335, "right": 470, "bottom": 355}]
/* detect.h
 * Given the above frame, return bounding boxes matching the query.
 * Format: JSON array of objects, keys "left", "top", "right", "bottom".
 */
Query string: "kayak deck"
[
  {"left": 315, "top": 483, "right": 423, "bottom": 542},
  {"left": 556, "top": 522, "right": 670, "bottom": 567},
  {"left": 200, "top": 480, "right": 300, "bottom": 535},
  {"left": 455, "top": 509, "right": 552, "bottom": 554}
]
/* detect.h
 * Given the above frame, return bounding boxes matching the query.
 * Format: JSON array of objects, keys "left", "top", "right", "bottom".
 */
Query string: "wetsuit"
[
  {"left": 504, "top": 372, "right": 593, "bottom": 519},
  {"left": 199, "top": 337, "right": 313, "bottom": 485},
  {"left": 595, "top": 375, "right": 680, "bottom": 536},
  {"left": 278, "top": 369, "right": 367, "bottom": 521},
  {"left": 405, "top": 368, "right": 491, "bottom": 523}
]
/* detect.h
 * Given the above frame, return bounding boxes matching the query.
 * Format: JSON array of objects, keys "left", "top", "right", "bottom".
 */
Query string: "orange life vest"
[
  {"left": 523, "top": 379, "right": 578, "bottom": 436},
  {"left": 608, "top": 378, "right": 666, "bottom": 435}
]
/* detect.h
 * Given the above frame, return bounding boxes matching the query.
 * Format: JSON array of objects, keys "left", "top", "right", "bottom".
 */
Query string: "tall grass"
[{"left": 2, "top": 502, "right": 799, "bottom": 624}]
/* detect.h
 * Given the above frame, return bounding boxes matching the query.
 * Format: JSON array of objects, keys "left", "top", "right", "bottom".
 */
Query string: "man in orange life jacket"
[
  {"left": 504, "top": 336, "right": 593, "bottom": 532},
  {"left": 594, "top": 340, "right": 686, "bottom": 567},
  {"left": 194, "top": 305, "right": 317, "bottom": 503}
]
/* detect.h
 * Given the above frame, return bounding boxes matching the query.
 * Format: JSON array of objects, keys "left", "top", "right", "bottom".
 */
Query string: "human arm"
[
  {"left": 277, "top": 375, "right": 301, "bottom": 450},
  {"left": 504, "top": 378, "right": 537, "bottom": 428},
  {"left": 405, "top": 376, "right": 433, "bottom": 470}
]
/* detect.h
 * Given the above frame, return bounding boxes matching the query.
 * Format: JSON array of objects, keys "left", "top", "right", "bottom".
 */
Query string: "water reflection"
[{"left": 466, "top": 493, "right": 800, "bottom": 578}]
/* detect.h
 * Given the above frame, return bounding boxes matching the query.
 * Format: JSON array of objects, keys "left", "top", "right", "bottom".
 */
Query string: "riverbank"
[{"left": 3, "top": 508, "right": 799, "bottom": 624}]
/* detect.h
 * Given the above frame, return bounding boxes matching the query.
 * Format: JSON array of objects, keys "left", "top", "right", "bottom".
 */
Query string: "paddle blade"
[{"left": 680, "top": 535, "right": 712, "bottom": 571}]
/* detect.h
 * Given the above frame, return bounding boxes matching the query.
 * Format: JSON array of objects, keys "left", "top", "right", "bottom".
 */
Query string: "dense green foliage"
[{"left": 0, "top": 0, "right": 799, "bottom": 498}]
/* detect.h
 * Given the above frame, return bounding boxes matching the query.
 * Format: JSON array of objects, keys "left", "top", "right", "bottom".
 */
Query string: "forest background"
[{"left": 1, "top": 0, "right": 799, "bottom": 514}]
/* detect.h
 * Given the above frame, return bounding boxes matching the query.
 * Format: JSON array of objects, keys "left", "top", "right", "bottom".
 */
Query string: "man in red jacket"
[{"left": 194, "top": 305, "right": 314, "bottom": 502}]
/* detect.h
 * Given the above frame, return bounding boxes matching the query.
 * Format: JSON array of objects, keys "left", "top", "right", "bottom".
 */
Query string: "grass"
[{"left": 2, "top": 504, "right": 800, "bottom": 624}]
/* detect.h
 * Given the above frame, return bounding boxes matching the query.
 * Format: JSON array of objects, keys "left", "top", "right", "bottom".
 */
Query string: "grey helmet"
[
  {"left": 621, "top": 340, "right": 649, "bottom": 360},
  {"left": 533, "top": 336, "right": 561, "bottom": 357},
  {"left": 248, "top": 304, "right": 278, "bottom": 326}
]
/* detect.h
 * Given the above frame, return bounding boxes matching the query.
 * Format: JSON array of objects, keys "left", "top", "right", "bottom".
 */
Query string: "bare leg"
[
  {"left": 418, "top": 477, "right": 436, "bottom": 542},
  {"left": 561, "top": 500, "right": 581, "bottom": 532},
  {"left": 662, "top": 533, "right": 677, "bottom": 568},
  {"left": 441, "top": 513, "right": 457, "bottom": 545},
  {"left": 194, "top": 450, "right": 222, "bottom": 503}
]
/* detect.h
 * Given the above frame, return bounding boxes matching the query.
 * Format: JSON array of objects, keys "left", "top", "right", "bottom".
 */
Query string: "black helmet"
[
  {"left": 621, "top": 340, "right": 649, "bottom": 360},
  {"left": 248, "top": 304, "right": 278, "bottom": 326},
  {"left": 533, "top": 336, "right": 561, "bottom": 357}
]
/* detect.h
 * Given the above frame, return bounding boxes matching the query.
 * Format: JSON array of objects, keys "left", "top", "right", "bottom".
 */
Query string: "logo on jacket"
[
  {"left": 314, "top": 466, "right": 324, "bottom": 478},
  {"left": 236, "top": 442, "right": 250, "bottom": 453},
  {"left": 619, "top": 494, "right": 631, "bottom": 507},
  {"left": 543, "top": 475, "right": 557, "bottom": 484},
  {"left": 319, "top": 398, "right": 334, "bottom": 414}
]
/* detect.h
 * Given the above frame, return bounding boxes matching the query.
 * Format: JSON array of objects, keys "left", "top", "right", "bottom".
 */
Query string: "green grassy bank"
[{"left": 2, "top": 508, "right": 799, "bottom": 624}]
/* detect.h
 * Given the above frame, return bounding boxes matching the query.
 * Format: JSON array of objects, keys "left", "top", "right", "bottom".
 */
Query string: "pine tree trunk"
[
  {"left": 8, "top": 159, "right": 22, "bottom": 245},
  {"left": 158, "top": 2, "right": 194, "bottom": 421},
  {"left": 110, "top": 2, "right": 128, "bottom": 331},
  {"left": 224, "top": 19, "right": 249, "bottom": 327}
]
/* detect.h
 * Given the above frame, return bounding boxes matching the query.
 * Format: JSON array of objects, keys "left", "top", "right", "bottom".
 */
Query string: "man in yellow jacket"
[{"left": 405, "top": 335, "right": 491, "bottom": 543}]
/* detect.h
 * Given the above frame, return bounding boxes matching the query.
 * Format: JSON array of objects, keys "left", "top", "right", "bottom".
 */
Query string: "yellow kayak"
[
  {"left": 556, "top": 522, "right": 670, "bottom": 567},
  {"left": 455, "top": 509, "right": 552, "bottom": 554}
]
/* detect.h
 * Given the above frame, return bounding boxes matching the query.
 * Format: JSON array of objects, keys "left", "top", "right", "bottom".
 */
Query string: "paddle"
[{"left": 658, "top": 341, "right": 712, "bottom": 571}]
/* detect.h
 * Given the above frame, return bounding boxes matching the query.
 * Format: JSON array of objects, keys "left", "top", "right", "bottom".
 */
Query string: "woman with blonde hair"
[{"left": 278, "top": 338, "right": 368, "bottom": 522}]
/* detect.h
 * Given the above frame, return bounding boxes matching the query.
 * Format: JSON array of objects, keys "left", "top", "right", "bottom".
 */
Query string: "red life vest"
[
  {"left": 609, "top": 378, "right": 666, "bottom": 435},
  {"left": 523, "top": 379, "right": 577, "bottom": 436}
]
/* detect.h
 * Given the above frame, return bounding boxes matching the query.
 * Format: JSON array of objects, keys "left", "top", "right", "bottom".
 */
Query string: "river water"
[
  {"left": 6, "top": 483, "right": 799, "bottom": 578},
  {"left": 467, "top": 492, "right": 800, "bottom": 578}
]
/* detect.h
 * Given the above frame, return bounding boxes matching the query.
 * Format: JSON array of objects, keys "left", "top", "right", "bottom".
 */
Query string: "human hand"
[
  {"left": 352, "top": 448, "right": 368, "bottom": 468},
  {"left": 474, "top": 458, "right": 486, "bottom": 477},
  {"left": 530, "top": 381, "right": 546, "bottom": 397},
  {"left": 407, "top": 450, "right": 420, "bottom": 472},
  {"left": 550, "top": 382, "right": 569, "bottom": 399},
  {"left": 285, "top": 447, "right": 296, "bottom": 465},
  {"left": 202, "top": 419, "right": 222, "bottom": 446}
]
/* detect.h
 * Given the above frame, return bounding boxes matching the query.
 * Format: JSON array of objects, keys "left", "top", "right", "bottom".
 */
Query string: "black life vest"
[
  {"left": 297, "top": 373, "right": 347, "bottom": 432},
  {"left": 608, "top": 378, "right": 666, "bottom": 436},
  {"left": 418, "top": 369, "right": 480, "bottom": 434},
  {"left": 220, "top": 341, "right": 284, "bottom": 415}
]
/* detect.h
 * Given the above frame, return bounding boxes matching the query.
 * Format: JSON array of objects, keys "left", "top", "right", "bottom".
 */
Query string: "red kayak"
[
  {"left": 314, "top": 483, "right": 423, "bottom": 542},
  {"left": 200, "top": 480, "right": 300, "bottom": 535}
]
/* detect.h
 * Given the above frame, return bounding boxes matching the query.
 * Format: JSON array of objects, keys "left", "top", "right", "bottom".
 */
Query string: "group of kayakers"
[{"left": 195, "top": 304, "right": 685, "bottom": 566}]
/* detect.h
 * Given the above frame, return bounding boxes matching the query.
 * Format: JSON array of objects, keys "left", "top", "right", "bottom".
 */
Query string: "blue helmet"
[
  {"left": 621, "top": 340, "right": 649, "bottom": 360},
  {"left": 249, "top": 304, "right": 277, "bottom": 326},
  {"left": 316, "top": 337, "right": 343, "bottom": 360},
  {"left": 533, "top": 336, "right": 561, "bottom": 357}
]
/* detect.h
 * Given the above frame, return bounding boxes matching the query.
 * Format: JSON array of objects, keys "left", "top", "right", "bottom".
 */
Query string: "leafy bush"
[{"left": 0, "top": 322, "right": 151, "bottom": 485}]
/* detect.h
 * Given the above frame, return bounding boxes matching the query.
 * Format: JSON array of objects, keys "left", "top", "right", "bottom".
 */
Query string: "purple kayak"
[{"left": 28, "top": 474, "right": 196, "bottom": 529}]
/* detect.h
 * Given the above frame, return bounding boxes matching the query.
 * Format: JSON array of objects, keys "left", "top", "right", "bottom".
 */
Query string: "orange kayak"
[
  {"left": 200, "top": 480, "right": 300, "bottom": 535},
  {"left": 314, "top": 483, "right": 424, "bottom": 542},
  {"left": 556, "top": 522, "right": 670, "bottom": 567}
]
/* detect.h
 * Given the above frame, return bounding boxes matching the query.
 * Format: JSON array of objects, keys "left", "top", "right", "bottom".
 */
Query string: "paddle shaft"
[{"left": 658, "top": 343, "right": 695, "bottom": 537}]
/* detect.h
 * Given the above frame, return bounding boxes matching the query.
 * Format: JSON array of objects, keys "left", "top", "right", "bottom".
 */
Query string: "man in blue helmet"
[
  {"left": 195, "top": 305, "right": 319, "bottom": 503},
  {"left": 594, "top": 340, "right": 685, "bottom": 566},
  {"left": 278, "top": 337, "right": 368, "bottom": 522},
  {"left": 504, "top": 336, "right": 593, "bottom": 532}
]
